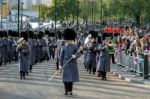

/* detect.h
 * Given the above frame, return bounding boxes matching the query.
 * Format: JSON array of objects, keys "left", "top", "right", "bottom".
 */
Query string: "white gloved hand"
[
  {"left": 72, "top": 55, "right": 76, "bottom": 59},
  {"left": 59, "top": 66, "right": 62, "bottom": 70}
]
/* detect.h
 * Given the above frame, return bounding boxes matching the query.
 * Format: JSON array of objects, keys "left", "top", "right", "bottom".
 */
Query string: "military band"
[{"left": 0, "top": 28, "right": 111, "bottom": 96}]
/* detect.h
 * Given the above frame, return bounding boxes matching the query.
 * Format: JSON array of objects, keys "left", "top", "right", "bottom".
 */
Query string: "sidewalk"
[{"left": 111, "top": 63, "right": 150, "bottom": 84}]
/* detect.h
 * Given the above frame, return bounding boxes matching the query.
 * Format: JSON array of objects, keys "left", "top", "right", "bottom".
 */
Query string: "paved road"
[{"left": 0, "top": 59, "right": 150, "bottom": 99}]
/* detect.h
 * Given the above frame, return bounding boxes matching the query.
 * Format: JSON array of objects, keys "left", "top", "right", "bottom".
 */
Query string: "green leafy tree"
[{"left": 107, "top": 0, "right": 150, "bottom": 26}]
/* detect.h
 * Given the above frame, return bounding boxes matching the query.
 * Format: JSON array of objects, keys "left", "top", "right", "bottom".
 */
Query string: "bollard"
[{"left": 142, "top": 53, "right": 149, "bottom": 79}]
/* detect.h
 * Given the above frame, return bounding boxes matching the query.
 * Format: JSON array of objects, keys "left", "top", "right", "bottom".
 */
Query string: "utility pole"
[
  {"left": 38, "top": 1, "right": 41, "bottom": 32},
  {"left": 18, "top": 0, "right": 20, "bottom": 36},
  {"left": 76, "top": 1, "right": 79, "bottom": 32},
  {"left": 54, "top": 0, "right": 57, "bottom": 38},
  {"left": 91, "top": 1, "right": 94, "bottom": 30},
  {"left": 100, "top": 0, "right": 103, "bottom": 22},
  {"left": 21, "top": 2, "right": 24, "bottom": 31}
]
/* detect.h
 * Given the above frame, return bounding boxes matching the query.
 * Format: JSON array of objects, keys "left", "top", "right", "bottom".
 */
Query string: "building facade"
[{"left": 41, "top": 0, "right": 52, "bottom": 6}]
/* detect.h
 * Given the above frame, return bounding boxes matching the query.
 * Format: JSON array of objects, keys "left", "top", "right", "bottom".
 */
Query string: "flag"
[{"left": 2, "top": 0, "right": 11, "bottom": 18}]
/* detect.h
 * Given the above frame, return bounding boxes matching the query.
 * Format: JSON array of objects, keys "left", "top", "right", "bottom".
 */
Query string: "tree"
[
  {"left": 28, "top": 5, "right": 39, "bottom": 11},
  {"left": 107, "top": 0, "right": 150, "bottom": 26}
]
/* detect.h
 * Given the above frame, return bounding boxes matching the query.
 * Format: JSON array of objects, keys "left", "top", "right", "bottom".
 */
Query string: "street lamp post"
[
  {"left": 76, "top": 1, "right": 79, "bottom": 32},
  {"left": 54, "top": 0, "right": 57, "bottom": 39},
  {"left": 100, "top": 0, "right": 103, "bottom": 22},
  {"left": 91, "top": 1, "right": 94, "bottom": 30},
  {"left": 89, "top": 0, "right": 94, "bottom": 30},
  {"left": 21, "top": 2, "right": 24, "bottom": 31},
  {"left": 38, "top": 4, "right": 41, "bottom": 32},
  {"left": 18, "top": 0, "right": 20, "bottom": 36}
]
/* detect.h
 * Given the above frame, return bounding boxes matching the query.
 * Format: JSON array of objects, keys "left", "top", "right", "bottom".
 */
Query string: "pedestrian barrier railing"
[{"left": 115, "top": 51, "right": 150, "bottom": 79}]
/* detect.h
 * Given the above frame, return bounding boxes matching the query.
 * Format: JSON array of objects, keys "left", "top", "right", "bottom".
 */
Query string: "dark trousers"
[
  {"left": 56, "top": 62, "right": 59, "bottom": 70},
  {"left": 87, "top": 62, "right": 96, "bottom": 74},
  {"left": 110, "top": 54, "right": 115, "bottom": 63},
  {"left": 64, "top": 82, "right": 73, "bottom": 92},
  {"left": 50, "top": 50, "right": 55, "bottom": 59},
  {"left": 20, "top": 71, "right": 25, "bottom": 78},
  {"left": 29, "top": 65, "right": 33, "bottom": 71},
  {"left": 101, "top": 71, "right": 106, "bottom": 79}
]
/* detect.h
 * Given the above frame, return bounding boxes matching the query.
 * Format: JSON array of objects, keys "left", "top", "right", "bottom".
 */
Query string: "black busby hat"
[
  {"left": 89, "top": 31, "right": 98, "bottom": 38},
  {"left": 20, "top": 31, "right": 28, "bottom": 41},
  {"left": 37, "top": 33, "right": 42, "bottom": 39},
  {"left": 33, "top": 33, "right": 37, "bottom": 39},
  {"left": 45, "top": 30, "right": 50, "bottom": 36},
  {"left": 0, "top": 31, "right": 3, "bottom": 38},
  {"left": 28, "top": 31, "right": 34, "bottom": 38},
  {"left": 62, "top": 28, "right": 77, "bottom": 40},
  {"left": 3, "top": 31, "right": 8, "bottom": 37},
  {"left": 13, "top": 31, "right": 19, "bottom": 37},
  {"left": 8, "top": 30, "right": 13, "bottom": 36},
  {"left": 97, "top": 36, "right": 102, "bottom": 44},
  {"left": 39, "top": 31, "right": 44, "bottom": 37},
  {"left": 49, "top": 32, "right": 55, "bottom": 37}
]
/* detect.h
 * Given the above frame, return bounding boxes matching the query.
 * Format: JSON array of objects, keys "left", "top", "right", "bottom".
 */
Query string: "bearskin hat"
[
  {"left": 28, "top": 31, "right": 34, "bottom": 38},
  {"left": 3, "top": 31, "right": 8, "bottom": 37},
  {"left": 8, "top": 30, "right": 13, "bottom": 36},
  {"left": 97, "top": 36, "right": 102, "bottom": 44},
  {"left": 45, "top": 30, "right": 50, "bottom": 36},
  {"left": 37, "top": 33, "right": 42, "bottom": 39},
  {"left": 14, "top": 31, "right": 19, "bottom": 37},
  {"left": 62, "top": 28, "right": 77, "bottom": 40},
  {"left": 33, "top": 33, "right": 37, "bottom": 39},
  {"left": 89, "top": 31, "right": 98, "bottom": 38},
  {"left": 0, "top": 31, "right": 3, "bottom": 38},
  {"left": 20, "top": 31, "right": 28, "bottom": 41},
  {"left": 39, "top": 31, "right": 44, "bottom": 37},
  {"left": 49, "top": 32, "right": 55, "bottom": 37}
]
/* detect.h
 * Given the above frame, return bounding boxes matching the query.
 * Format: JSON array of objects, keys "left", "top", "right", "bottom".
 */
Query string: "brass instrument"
[{"left": 17, "top": 38, "right": 26, "bottom": 49}]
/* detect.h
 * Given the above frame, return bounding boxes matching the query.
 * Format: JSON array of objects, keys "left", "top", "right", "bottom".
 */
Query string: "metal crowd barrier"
[{"left": 115, "top": 52, "right": 149, "bottom": 79}]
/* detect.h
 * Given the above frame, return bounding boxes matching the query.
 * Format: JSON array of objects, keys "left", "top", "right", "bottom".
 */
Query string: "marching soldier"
[
  {"left": 59, "top": 28, "right": 82, "bottom": 95},
  {"left": 84, "top": 31, "right": 98, "bottom": 74},
  {"left": 96, "top": 39, "right": 110, "bottom": 80},
  {"left": 17, "top": 32, "right": 30, "bottom": 79},
  {"left": 28, "top": 31, "right": 35, "bottom": 72},
  {"left": 44, "top": 30, "right": 51, "bottom": 61},
  {"left": 37, "top": 33, "right": 43, "bottom": 62},
  {"left": 33, "top": 33, "right": 38, "bottom": 64},
  {"left": 0, "top": 31, "right": 3, "bottom": 66},
  {"left": 8, "top": 30, "right": 15, "bottom": 63},
  {"left": 13, "top": 31, "right": 19, "bottom": 62},
  {"left": 49, "top": 32, "right": 56, "bottom": 60},
  {"left": 2, "top": 31, "right": 9, "bottom": 65},
  {"left": 39, "top": 31, "right": 47, "bottom": 61}
]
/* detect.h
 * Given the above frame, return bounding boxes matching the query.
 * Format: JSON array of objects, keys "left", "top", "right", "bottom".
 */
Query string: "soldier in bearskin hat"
[
  {"left": 39, "top": 31, "right": 47, "bottom": 61},
  {"left": 33, "top": 33, "right": 38, "bottom": 64},
  {"left": 0, "top": 31, "right": 3, "bottom": 66},
  {"left": 44, "top": 30, "right": 51, "bottom": 61},
  {"left": 37, "top": 33, "right": 43, "bottom": 62},
  {"left": 84, "top": 31, "right": 98, "bottom": 74},
  {"left": 2, "top": 31, "right": 9, "bottom": 65},
  {"left": 49, "top": 32, "right": 56, "bottom": 60},
  {"left": 96, "top": 38, "right": 110, "bottom": 80},
  {"left": 16, "top": 31, "right": 30, "bottom": 79},
  {"left": 13, "top": 31, "right": 19, "bottom": 62},
  {"left": 7, "top": 30, "right": 15, "bottom": 63},
  {"left": 28, "top": 31, "right": 36, "bottom": 72},
  {"left": 59, "top": 28, "right": 82, "bottom": 95}
]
